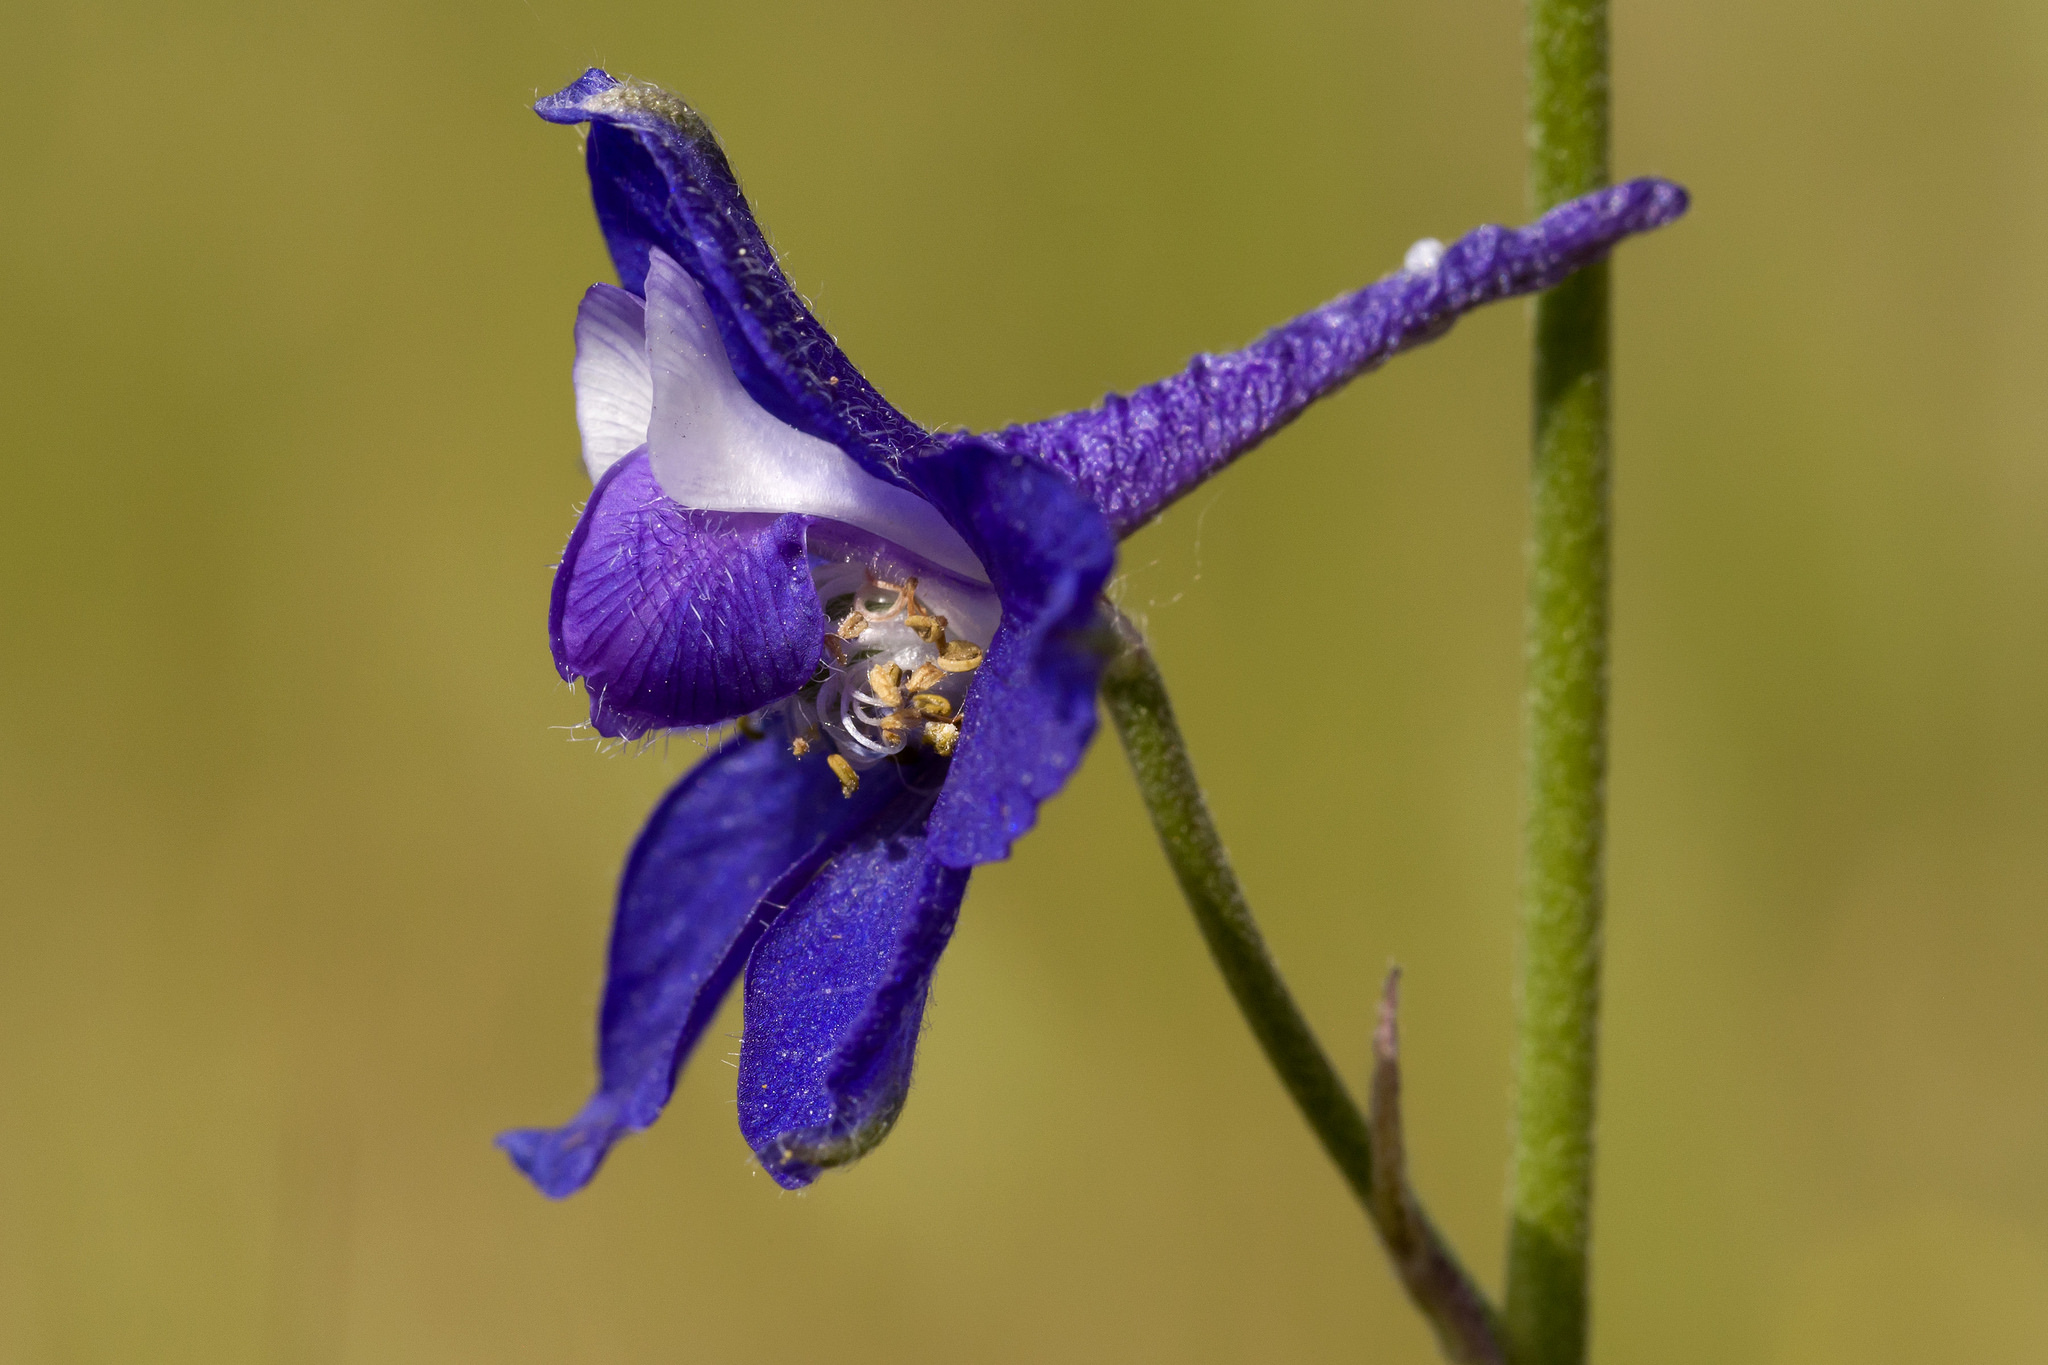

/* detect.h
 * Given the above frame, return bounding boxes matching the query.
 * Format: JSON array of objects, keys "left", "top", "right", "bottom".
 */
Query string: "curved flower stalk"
[{"left": 498, "top": 67, "right": 1689, "bottom": 1198}]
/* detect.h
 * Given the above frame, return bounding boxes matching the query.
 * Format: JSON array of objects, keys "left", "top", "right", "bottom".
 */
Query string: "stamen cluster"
[{"left": 782, "top": 575, "right": 984, "bottom": 795}]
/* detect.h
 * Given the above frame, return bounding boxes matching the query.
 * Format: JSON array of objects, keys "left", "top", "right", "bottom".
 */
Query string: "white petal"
[
  {"left": 641, "top": 250, "right": 989, "bottom": 585},
  {"left": 572, "top": 283, "right": 653, "bottom": 481}
]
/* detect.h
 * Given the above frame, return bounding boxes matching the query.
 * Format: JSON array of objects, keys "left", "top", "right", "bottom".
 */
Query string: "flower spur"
[{"left": 498, "top": 67, "right": 1688, "bottom": 1196}]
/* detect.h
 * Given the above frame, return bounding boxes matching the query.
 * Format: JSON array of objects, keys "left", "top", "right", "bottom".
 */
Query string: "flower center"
[{"left": 779, "top": 573, "right": 986, "bottom": 796}]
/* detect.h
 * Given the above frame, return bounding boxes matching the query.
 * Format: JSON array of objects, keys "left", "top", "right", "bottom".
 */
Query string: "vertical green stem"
[{"left": 1507, "top": 0, "right": 1610, "bottom": 1362}]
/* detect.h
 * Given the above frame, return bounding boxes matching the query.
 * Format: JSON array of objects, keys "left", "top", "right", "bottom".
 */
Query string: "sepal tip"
[{"left": 535, "top": 68, "right": 621, "bottom": 124}]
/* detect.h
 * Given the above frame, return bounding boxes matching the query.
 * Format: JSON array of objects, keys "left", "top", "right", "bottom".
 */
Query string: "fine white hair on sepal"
[{"left": 1403, "top": 237, "right": 1446, "bottom": 273}]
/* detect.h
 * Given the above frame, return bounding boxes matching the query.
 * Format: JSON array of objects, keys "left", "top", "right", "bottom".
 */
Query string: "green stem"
[
  {"left": 1507, "top": 0, "right": 1610, "bottom": 1360},
  {"left": 1101, "top": 612, "right": 1502, "bottom": 1364}
]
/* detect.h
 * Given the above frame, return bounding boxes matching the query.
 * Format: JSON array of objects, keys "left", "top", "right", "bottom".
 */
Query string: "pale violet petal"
[
  {"left": 641, "top": 250, "right": 989, "bottom": 585},
  {"left": 573, "top": 284, "right": 653, "bottom": 481}
]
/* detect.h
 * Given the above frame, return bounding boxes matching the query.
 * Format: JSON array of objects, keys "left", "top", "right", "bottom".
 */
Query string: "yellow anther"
[
  {"left": 790, "top": 735, "right": 811, "bottom": 757},
  {"left": 934, "top": 640, "right": 984, "bottom": 673},
  {"left": 909, "top": 693, "right": 952, "bottom": 720},
  {"left": 904, "top": 661, "right": 947, "bottom": 694},
  {"left": 867, "top": 661, "right": 904, "bottom": 707},
  {"left": 905, "top": 614, "right": 947, "bottom": 646},
  {"left": 827, "top": 753, "right": 859, "bottom": 798},
  {"left": 924, "top": 721, "right": 959, "bottom": 756},
  {"left": 836, "top": 610, "right": 869, "bottom": 640}
]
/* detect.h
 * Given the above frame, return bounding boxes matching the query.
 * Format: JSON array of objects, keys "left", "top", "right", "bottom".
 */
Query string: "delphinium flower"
[{"left": 498, "top": 67, "right": 1687, "bottom": 1197}]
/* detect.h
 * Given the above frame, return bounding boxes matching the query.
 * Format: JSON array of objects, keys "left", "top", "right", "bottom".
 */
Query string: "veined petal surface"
[
  {"left": 550, "top": 451, "right": 826, "bottom": 737},
  {"left": 573, "top": 283, "right": 653, "bottom": 480},
  {"left": 497, "top": 725, "right": 912, "bottom": 1197}
]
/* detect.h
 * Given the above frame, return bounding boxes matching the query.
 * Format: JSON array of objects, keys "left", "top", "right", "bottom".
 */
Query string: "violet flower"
[{"left": 498, "top": 68, "right": 1687, "bottom": 1197}]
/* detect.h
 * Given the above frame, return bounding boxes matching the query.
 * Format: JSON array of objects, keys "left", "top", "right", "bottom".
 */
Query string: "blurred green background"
[{"left": 2, "top": 0, "right": 2045, "bottom": 1360}]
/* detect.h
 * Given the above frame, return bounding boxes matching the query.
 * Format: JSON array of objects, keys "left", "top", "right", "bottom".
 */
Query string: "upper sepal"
[{"left": 535, "top": 69, "right": 930, "bottom": 481}]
